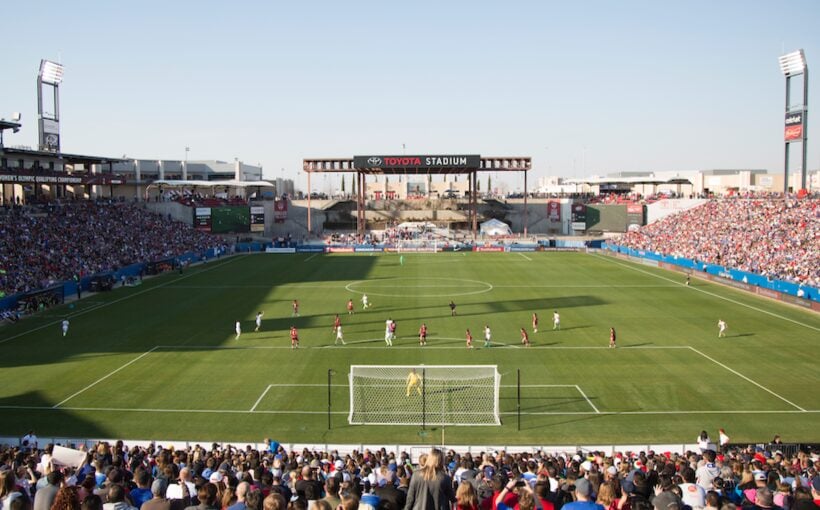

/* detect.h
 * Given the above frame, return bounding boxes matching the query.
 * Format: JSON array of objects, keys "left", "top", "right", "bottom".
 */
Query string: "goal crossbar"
[{"left": 348, "top": 365, "right": 501, "bottom": 426}]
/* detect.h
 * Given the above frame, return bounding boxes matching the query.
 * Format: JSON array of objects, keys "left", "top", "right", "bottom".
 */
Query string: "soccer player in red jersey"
[
  {"left": 290, "top": 326, "right": 299, "bottom": 349},
  {"left": 418, "top": 323, "right": 428, "bottom": 346},
  {"left": 520, "top": 327, "right": 530, "bottom": 347}
]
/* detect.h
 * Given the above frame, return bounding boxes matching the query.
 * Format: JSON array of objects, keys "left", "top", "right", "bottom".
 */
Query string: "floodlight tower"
[
  {"left": 779, "top": 50, "right": 808, "bottom": 192},
  {"left": 37, "top": 59, "right": 64, "bottom": 153}
]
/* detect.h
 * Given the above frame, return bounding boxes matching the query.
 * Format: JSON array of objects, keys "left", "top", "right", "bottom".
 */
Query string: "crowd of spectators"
[
  {"left": 0, "top": 436, "right": 818, "bottom": 510},
  {"left": 615, "top": 198, "right": 820, "bottom": 289},
  {"left": 0, "top": 201, "right": 221, "bottom": 296},
  {"left": 166, "top": 191, "right": 247, "bottom": 208}
]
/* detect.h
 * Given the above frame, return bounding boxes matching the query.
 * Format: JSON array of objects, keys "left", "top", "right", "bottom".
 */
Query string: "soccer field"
[{"left": 1, "top": 252, "right": 818, "bottom": 445}]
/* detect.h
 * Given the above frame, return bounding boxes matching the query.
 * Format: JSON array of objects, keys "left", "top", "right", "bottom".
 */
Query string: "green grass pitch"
[{"left": 1, "top": 252, "right": 818, "bottom": 445}]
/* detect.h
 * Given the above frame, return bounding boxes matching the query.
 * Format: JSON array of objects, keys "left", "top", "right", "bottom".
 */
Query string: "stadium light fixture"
[
  {"left": 779, "top": 50, "right": 806, "bottom": 77},
  {"left": 39, "top": 60, "right": 64, "bottom": 85}
]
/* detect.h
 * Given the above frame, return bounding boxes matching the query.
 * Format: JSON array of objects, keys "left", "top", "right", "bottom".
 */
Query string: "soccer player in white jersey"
[
  {"left": 553, "top": 311, "right": 561, "bottom": 330},
  {"left": 235, "top": 320, "right": 242, "bottom": 340},
  {"left": 61, "top": 319, "right": 70, "bottom": 337},
  {"left": 362, "top": 294, "right": 370, "bottom": 309},
  {"left": 717, "top": 319, "right": 727, "bottom": 338},
  {"left": 484, "top": 325, "right": 492, "bottom": 348},
  {"left": 384, "top": 318, "right": 393, "bottom": 346},
  {"left": 335, "top": 324, "right": 346, "bottom": 345},
  {"left": 255, "top": 311, "right": 264, "bottom": 332}
]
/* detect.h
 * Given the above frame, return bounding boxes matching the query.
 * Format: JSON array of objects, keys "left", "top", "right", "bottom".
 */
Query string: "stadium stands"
[
  {"left": 0, "top": 200, "right": 220, "bottom": 296},
  {"left": 616, "top": 198, "right": 820, "bottom": 288},
  {"left": 0, "top": 440, "right": 817, "bottom": 510}
]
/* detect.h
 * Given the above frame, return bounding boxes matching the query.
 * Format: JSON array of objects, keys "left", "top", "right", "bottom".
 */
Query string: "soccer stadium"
[{"left": 1, "top": 4, "right": 819, "bottom": 510}]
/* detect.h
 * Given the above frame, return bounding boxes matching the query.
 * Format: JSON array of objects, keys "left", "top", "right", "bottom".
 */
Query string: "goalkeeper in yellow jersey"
[{"left": 406, "top": 368, "right": 422, "bottom": 397}]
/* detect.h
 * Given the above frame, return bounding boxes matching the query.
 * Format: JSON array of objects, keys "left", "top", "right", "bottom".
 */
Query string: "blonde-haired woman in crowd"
[{"left": 404, "top": 449, "right": 455, "bottom": 510}]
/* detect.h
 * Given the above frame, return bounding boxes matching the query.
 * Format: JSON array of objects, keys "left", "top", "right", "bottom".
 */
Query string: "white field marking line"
[
  {"left": 1, "top": 405, "right": 816, "bottom": 415},
  {"left": 304, "top": 253, "right": 320, "bottom": 262},
  {"left": 575, "top": 385, "right": 600, "bottom": 413},
  {"left": 492, "top": 284, "right": 678, "bottom": 288},
  {"left": 594, "top": 254, "right": 820, "bottom": 333},
  {"left": 501, "top": 384, "right": 578, "bottom": 387},
  {"left": 0, "top": 256, "right": 245, "bottom": 345},
  {"left": 53, "top": 346, "right": 160, "bottom": 408},
  {"left": 249, "top": 385, "right": 273, "bottom": 412},
  {"left": 517, "top": 252, "right": 532, "bottom": 261},
  {"left": 687, "top": 346, "right": 806, "bottom": 412},
  {"left": 167, "top": 284, "right": 347, "bottom": 289}
]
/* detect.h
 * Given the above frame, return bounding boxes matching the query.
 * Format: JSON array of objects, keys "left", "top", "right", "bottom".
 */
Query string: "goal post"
[{"left": 348, "top": 365, "right": 501, "bottom": 426}]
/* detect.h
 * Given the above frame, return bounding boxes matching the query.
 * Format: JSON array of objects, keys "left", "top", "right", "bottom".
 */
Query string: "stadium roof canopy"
[
  {"left": 151, "top": 179, "right": 274, "bottom": 188},
  {"left": 566, "top": 176, "right": 692, "bottom": 185},
  {"left": 0, "top": 146, "right": 127, "bottom": 166}
]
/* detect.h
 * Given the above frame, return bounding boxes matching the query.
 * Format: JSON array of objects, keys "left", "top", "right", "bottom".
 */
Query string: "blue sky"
[{"left": 2, "top": 0, "right": 819, "bottom": 192}]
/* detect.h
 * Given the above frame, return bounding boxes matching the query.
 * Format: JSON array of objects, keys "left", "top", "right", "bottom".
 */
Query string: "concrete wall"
[{"left": 145, "top": 201, "right": 194, "bottom": 225}]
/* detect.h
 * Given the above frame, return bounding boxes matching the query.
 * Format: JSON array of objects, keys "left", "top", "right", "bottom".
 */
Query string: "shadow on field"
[
  {"left": 0, "top": 391, "right": 110, "bottom": 438},
  {"left": 515, "top": 412, "right": 608, "bottom": 431},
  {"left": 501, "top": 396, "right": 589, "bottom": 413}
]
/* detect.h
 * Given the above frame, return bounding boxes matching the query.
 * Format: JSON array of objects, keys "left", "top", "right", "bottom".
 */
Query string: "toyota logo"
[{"left": 367, "top": 157, "right": 382, "bottom": 166}]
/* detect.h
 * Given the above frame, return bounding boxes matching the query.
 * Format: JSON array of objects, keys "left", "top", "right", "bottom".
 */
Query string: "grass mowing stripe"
[
  {"left": 156, "top": 343, "right": 693, "bottom": 350},
  {"left": 687, "top": 346, "right": 806, "bottom": 411},
  {"left": 53, "top": 346, "right": 160, "bottom": 408},
  {"left": 0, "top": 255, "right": 245, "bottom": 345},
  {"left": 594, "top": 254, "right": 820, "bottom": 332},
  {"left": 1, "top": 405, "right": 815, "bottom": 416}
]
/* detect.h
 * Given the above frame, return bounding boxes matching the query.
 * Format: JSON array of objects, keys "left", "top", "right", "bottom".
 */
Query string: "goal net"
[
  {"left": 348, "top": 365, "right": 501, "bottom": 426},
  {"left": 397, "top": 239, "right": 439, "bottom": 253}
]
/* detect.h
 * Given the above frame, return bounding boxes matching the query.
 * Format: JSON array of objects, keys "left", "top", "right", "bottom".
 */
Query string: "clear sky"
[{"left": 2, "top": 0, "right": 819, "bottom": 192}]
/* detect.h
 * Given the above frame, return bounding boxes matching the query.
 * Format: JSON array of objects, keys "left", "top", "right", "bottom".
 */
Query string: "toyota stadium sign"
[{"left": 354, "top": 155, "right": 481, "bottom": 169}]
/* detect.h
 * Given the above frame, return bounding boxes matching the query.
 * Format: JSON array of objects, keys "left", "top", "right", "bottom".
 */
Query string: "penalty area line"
[
  {"left": 250, "top": 385, "right": 272, "bottom": 412},
  {"left": 575, "top": 385, "right": 600, "bottom": 413},
  {"left": 517, "top": 252, "right": 532, "bottom": 261}
]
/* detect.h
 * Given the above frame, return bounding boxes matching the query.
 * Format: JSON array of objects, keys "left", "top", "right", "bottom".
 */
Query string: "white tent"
[{"left": 479, "top": 218, "right": 512, "bottom": 236}]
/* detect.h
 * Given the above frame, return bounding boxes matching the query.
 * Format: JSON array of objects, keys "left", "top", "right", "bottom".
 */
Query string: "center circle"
[{"left": 345, "top": 277, "right": 493, "bottom": 298}]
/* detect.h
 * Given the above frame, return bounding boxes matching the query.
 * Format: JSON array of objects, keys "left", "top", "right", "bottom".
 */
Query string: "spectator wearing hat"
[
  {"left": 142, "top": 480, "right": 171, "bottom": 510},
  {"left": 560, "top": 478, "right": 603, "bottom": 510}
]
